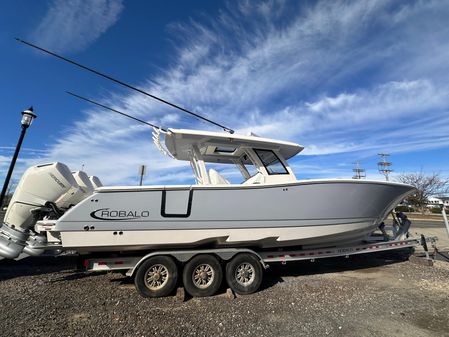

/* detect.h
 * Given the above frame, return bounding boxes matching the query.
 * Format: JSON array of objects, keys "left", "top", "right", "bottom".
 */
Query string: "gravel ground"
[
  {"left": 1, "top": 253, "right": 449, "bottom": 337},
  {"left": 1, "top": 211, "right": 449, "bottom": 337}
]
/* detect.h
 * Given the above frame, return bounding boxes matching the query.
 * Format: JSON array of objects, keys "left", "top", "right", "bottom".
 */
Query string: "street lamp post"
[{"left": 0, "top": 107, "right": 37, "bottom": 209}]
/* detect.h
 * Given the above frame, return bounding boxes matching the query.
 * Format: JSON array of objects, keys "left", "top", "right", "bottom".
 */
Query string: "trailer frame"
[{"left": 82, "top": 236, "right": 435, "bottom": 298}]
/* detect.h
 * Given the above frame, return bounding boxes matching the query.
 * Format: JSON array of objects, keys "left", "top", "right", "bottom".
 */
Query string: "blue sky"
[{"left": 1, "top": 0, "right": 449, "bottom": 186}]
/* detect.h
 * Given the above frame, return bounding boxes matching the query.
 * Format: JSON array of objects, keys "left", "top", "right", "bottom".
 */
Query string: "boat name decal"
[{"left": 90, "top": 208, "right": 150, "bottom": 220}]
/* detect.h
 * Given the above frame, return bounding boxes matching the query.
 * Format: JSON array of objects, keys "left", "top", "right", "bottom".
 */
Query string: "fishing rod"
[
  {"left": 66, "top": 91, "right": 167, "bottom": 131},
  {"left": 15, "top": 38, "right": 234, "bottom": 134}
]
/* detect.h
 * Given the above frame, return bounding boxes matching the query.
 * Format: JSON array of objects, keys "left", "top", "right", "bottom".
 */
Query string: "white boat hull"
[
  {"left": 50, "top": 179, "right": 414, "bottom": 252},
  {"left": 59, "top": 221, "right": 372, "bottom": 251}
]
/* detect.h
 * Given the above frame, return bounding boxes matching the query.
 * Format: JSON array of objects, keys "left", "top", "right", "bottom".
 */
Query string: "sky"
[{"left": 0, "top": 0, "right": 449, "bottom": 187}]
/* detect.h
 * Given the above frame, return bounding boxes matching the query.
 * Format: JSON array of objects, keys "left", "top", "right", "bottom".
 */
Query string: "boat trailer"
[{"left": 82, "top": 235, "right": 437, "bottom": 298}]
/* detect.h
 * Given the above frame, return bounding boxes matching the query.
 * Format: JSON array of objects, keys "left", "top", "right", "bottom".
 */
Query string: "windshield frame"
[{"left": 253, "top": 149, "right": 289, "bottom": 175}]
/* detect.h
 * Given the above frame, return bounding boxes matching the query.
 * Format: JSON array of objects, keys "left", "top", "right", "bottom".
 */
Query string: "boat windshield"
[
  {"left": 243, "top": 162, "right": 257, "bottom": 177},
  {"left": 190, "top": 146, "right": 294, "bottom": 185},
  {"left": 254, "top": 149, "right": 288, "bottom": 175},
  {"left": 205, "top": 153, "right": 259, "bottom": 184}
]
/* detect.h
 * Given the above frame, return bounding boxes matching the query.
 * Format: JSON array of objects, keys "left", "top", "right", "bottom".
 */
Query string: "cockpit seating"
[
  {"left": 243, "top": 172, "right": 265, "bottom": 185},
  {"left": 209, "top": 169, "right": 230, "bottom": 185}
]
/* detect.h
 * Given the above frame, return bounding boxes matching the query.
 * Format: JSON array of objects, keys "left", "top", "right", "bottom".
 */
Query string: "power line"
[
  {"left": 352, "top": 161, "right": 366, "bottom": 179},
  {"left": 377, "top": 153, "right": 393, "bottom": 181}
]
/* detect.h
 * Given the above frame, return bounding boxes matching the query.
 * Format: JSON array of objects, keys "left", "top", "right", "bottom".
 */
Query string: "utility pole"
[
  {"left": 377, "top": 153, "right": 393, "bottom": 181},
  {"left": 352, "top": 162, "right": 366, "bottom": 179},
  {"left": 138, "top": 165, "right": 147, "bottom": 186}
]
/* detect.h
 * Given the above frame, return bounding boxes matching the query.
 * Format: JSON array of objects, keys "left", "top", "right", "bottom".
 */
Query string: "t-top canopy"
[{"left": 164, "top": 128, "right": 303, "bottom": 164}]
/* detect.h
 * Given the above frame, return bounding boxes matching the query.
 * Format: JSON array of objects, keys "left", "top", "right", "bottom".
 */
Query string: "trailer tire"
[
  {"left": 134, "top": 256, "right": 178, "bottom": 298},
  {"left": 226, "top": 253, "right": 263, "bottom": 295},
  {"left": 183, "top": 254, "right": 222, "bottom": 297}
]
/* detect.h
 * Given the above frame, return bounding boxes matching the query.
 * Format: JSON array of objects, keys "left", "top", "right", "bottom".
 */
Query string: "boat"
[{"left": 0, "top": 127, "right": 415, "bottom": 259}]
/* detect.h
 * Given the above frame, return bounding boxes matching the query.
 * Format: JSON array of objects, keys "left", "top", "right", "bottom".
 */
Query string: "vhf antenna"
[
  {"left": 15, "top": 38, "right": 234, "bottom": 134},
  {"left": 66, "top": 91, "right": 167, "bottom": 131}
]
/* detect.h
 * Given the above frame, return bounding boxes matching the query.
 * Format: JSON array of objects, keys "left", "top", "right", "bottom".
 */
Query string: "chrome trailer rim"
[
  {"left": 144, "top": 264, "right": 169, "bottom": 290},
  {"left": 192, "top": 263, "right": 215, "bottom": 289},
  {"left": 235, "top": 263, "right": 255, "bottom": 286}
]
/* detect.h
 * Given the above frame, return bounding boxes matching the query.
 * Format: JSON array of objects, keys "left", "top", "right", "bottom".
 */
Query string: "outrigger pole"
[
  {"left": 15, "top": 38, "right": 234, "bottom": 134},
  {"left": 66, "top": 91, "right": 167, "bottom": 131}
]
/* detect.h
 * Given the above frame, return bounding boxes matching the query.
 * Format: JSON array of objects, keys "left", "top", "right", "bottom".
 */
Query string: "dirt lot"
[
  {"left": 1, "top": 252, "right": 449, "bottom": 336},
  {"left": 1, "top": 216, "right": 449, "bottom": 337}
]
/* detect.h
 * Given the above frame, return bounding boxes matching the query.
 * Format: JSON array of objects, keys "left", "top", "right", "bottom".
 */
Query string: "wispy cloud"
[
  {"left": 13, "top": 0, "right": 449, "bottom": 184},
  {"left": 296, "top": 79, "right": 449, "bottom": 155},
  {"left": 0, "top": 147, "right": 49, "bottom": 154},
  {"left": 31, "top": 0, "right": 123, "bottom": 53}
]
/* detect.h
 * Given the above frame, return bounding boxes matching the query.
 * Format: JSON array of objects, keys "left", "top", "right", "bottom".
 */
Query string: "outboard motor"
[
  {"left": 55, "top": 183, "right": 84, "bottom": 210},
  {"left": 0, "top": 162, "right": 78, "bottom": 259},
  {"left": 89, "top": 176, "right": 103, "bottom": 189},
  {"left": 70, "top": 171, "right": 95, "bottom": 204}
]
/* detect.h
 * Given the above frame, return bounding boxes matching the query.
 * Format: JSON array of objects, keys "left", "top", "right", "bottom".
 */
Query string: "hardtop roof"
[{"left": 164, "top": 128, "right": 303, "bottom": 163}]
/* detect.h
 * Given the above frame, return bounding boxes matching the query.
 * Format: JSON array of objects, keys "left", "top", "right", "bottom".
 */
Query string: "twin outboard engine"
[
  {"left": 0, "top": 162, "right": 102, "bottom": 259},
  {"left": 90, "top": 176, "right": 102, "bottom": 189}
]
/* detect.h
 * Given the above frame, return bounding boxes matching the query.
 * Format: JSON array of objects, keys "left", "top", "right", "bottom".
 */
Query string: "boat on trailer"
[
  {"left": 0, "top": 126, "right": 417, "bottom": 298},
  {"left": 0, "top": 39, "right": 418, "bottom": 297}
]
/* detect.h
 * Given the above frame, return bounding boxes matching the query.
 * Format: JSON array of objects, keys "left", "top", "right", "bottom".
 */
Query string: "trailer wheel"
[
  {"left": 182, "top": 254, "right": 222, "bottom": 297},
  {"left": 226, "top": 253, "right": 263, "bottom": 295},
  {"left": 134, "top": 256, "right": 178, "bottom": 298}
]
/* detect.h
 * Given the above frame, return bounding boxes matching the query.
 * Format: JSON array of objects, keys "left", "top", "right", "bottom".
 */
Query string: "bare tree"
[{"left": 396, "top": 172, "right": 449, "bottom": 211}]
